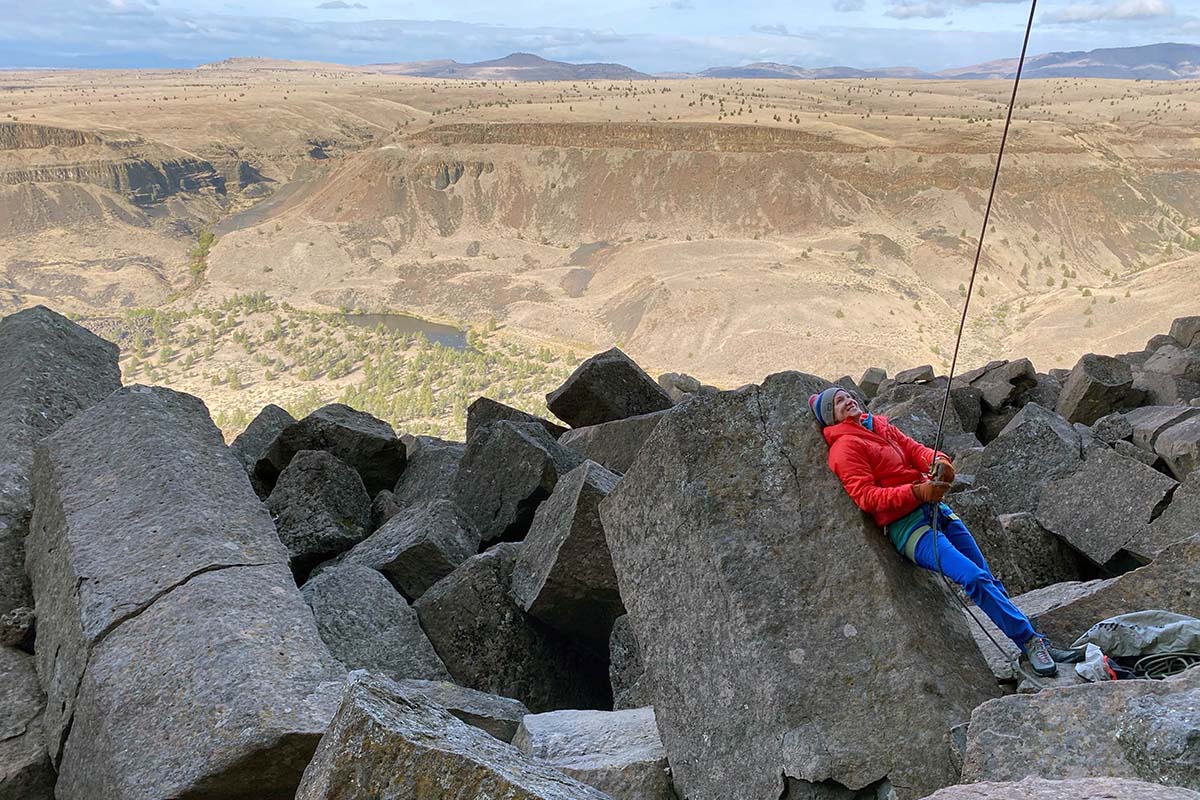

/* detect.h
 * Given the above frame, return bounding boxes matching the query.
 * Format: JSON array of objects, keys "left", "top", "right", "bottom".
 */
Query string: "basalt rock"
[
  {"left": 920, "top": 777, "right": 1200, "bottom": 800},
  {"left": 974, "top": 404, "right": 1082, "bottom": 516},
  {"left": 393, "top": 435, "right": 465, "bottom": 507},
  {"left": 1055, "top": 354, "right": 1143, "bottom": 425},
  {"left": 295, "top": 672, "right": 609, "bottom": 800},
  {"left": 26, "top": 386, "right": 344, "bottom": 800},
  {"left": 0, "top": 647, "right": 54, "bottom": 800},
  {"left": 547, "top": 348, "right": 673, "bottom": 427},
  {"left": 369, "top": 489, "right": 404, "bottom": 532},
  {"left": 558, "top": 410, "right": 670, "bottom": 475},
  {"left": 1155, "top": 413, "right": 1200, "bottom": 480},
  {"left": 453, "top": 421, "right": 585, "bottom": 544},
  {"left": 301, "top": 565, "right": 450, "bottom": 681},
  {"left": 266, "top": 449, "right": 372, "bottom": 580},
  {"left": 466, "top": 397, "right": 568, "bottom": 441},
  {"left": 1125, "top": 471, "right": 1200, "bottom": 562},
  {"left": 859, "top": 367, "right": 887, "bottom": 399},
  {"left": 1170, "top": 315, "right": 1200, "bottom": 348},
  {"left": 1091, "top": 412, "right": 1133, "bottom": 444},
  {"left": 895, "top": 364, "right": 935, "bottom": 384},
  {"left": 393, "top": 679, "right": 530, "bottom": 742},
  {"left": 332, "top": 499, "right": 479, "bottom": 601},
  {"left": 414, "top": 543, "right": 611, "bottom": 713},
  {"left": 510, "top": 461, "right": 625, "bottom": 642},
  {"left": 255, "top": 403, "right": 405, "bottom": 496},
  {"left": 961, "top": 665, "right": 1200, "bottom": 789},
  {"left": 513, "top": 707, "right": 675, "bottom": 800},
  {"left": 609, "top": 614, "right": 651, "bottom": 711},
  {"left": 0, "top": 306, "right": 120, "bottom": 622},
  {"left": 600, "top": 371, "right": 999, "bottom": 800},
  {"left": 230, "top": 403, "right": 295, "bottom": 497}
]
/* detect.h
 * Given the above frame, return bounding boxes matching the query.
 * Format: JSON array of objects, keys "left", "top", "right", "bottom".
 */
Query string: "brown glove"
[
  {"left": 912, "top": 480, "right": 950, "bottom": 505},
  {"left": 933, "top": 457, "right": 955, "bottom": 484}
]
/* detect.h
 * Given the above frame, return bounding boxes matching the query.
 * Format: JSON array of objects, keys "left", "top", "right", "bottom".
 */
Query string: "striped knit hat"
[{"left": 808, "top": 387, "right": 842, "bottom": 428}]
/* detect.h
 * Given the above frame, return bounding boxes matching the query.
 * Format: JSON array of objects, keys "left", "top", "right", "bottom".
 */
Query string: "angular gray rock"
[
  {"left": 414, "top": 543, "right": 611, "bottom": 713},
  {"left": 394, "top": 679, "right": 530, "bottom": 742},
  {"left": 301, "top": 565, "right": 450, "bottom": 681},
  {"left": 546, "top": 348, "right": 673, "bottom": 428},
  {"left": 1032, "top": 535, "right": 1200, "bottom": 644},
  {"left": 333, "top": 499, "right": 479, "bottom": 600},
  {"left": 656, "top": 372, "right": 718, "bottom": 404},
  {"left": 393, "top": 435, "right": 466, "bottom": 507},
  {"left": 1091, "top": 412, "right": 1133, "bottom": 443},
  {"left": 557, "top": 410, "right": 670, "bottom": 475},
  {"left": 266, "top": 449, "right": 371, "bottom": 578},
  {"left": 609, "top": 615, "right": 651, "bottom": 711},
  {"left": 1113, "top": 439, "right": 1160, "bottom": 469},
  {"left": 961, "top": 665, "right": 1200, "bottom": 789},
  {"left": 26, "top": 385, "right": 344, "bottom": 799},
  {"left": 957, "top": 358, "right": 1036, "bottom": 412},
  {"left": 895, "top": 364, "right": 935, "bottom": 384},
  {"left": 950, "top": 490, "right": 1091, "bottom": 597},
  {"left": 1155, "top": 413, "right": 1200, "bottom": 480},
  {"left": 859, "top": 367, "right": 887, "bottom": 399},
  {"left": 369, "top": 488, "right": 403, "bottom": 532},
  {"left": 1126, "top": 405, "right": 1200, "bottom": 450},
  {"left": 1055, "top": 354, "right": 1143, "bottom": 425},
  {"left": 1015, "top": 372, "right": 1063, "bottom": 415},
  {"left": 513, "top": 708, "right": 675, "bottom": 800},
  {"left": 0, "top": 605, "right": 34, "bottom": 651},
  {"left": 230, "top": 403, "right": 295, "bottom": 496},
  {"left": 870, "top": 382, "right": 969, "bottom": 449},
  {"left": 599, "top": 372, "right": 1000, "bottom": 800},
  {"left": 1125, "top": 471, "right": 1200, "bottom": 562},
  {"left": 974, "top": 403, "right": 1082, "bottom": 515},
  {"left": 511, "top": 461, "right": 624, "bottom": 642},
  {"left": 453, "top": 421, "right": 585, "bottom": 543},
  {"left": 1134, "top": 368, "right": 1200, "bottom": 406},
  {"left": 919, "top": 777, "right": 1200, "bottom": 800},
  {"left": 0, "top": 306, "right": 120, "bottom": 622},
  {"left": 295, "top": 672, "right": 610, "bottom": 800},
  {"left": 466, "top": 397, "right": 568, "bottom": 441},
  {"left": 0, "top": 647, "right": 54, "bottom": 800},
  {"left": 255, "top": 403, "right": 406, "bottom": 496},
  {"left": 1171, "top": 315, "right": 1200, "bottom": 348},
  {"left": 1035, "top": 445, "right": 1177, "bottom": 565}
]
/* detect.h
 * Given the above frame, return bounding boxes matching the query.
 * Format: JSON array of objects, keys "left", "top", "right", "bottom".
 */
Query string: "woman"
[{"left": 808, "top": 386, "right": 1081, "bottom": 677}]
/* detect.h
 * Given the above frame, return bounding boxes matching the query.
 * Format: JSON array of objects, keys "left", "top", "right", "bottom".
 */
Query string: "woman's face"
[{"left": 833, "top": 390, "right": 863, "bottom": 423}]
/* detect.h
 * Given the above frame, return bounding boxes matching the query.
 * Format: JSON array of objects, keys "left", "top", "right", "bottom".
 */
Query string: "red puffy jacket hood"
[{"left": 822, "top": 414, "right": 943, "bottom": 528}]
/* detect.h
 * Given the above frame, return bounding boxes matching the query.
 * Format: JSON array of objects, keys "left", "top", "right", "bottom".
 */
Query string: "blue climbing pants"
[{"left": 910, "top": 504, "right": 1038, "bottom": 648}]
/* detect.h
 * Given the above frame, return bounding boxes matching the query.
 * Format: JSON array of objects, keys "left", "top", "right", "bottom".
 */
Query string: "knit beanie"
[{"left": 808, "top": 388, "right": 841, "bottom": 428}]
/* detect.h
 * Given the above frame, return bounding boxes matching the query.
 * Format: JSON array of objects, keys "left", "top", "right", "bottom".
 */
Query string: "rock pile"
[{"left": 3, "top": 310, "right": 1200, "bottom": 800}]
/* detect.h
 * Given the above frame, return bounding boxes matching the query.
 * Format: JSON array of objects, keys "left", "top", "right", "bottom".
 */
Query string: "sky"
[{"left": 1, "top": 0, "right": 1199, "bottom": 72}]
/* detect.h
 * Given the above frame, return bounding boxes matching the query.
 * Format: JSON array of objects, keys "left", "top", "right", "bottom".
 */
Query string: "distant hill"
[
  {"left": 938, "top": 42, "right": 1200, "bottom": 80},
  {"left": 366, "top": 52, "right": 650, "bottom": 81},
  {"left": 695, "top": 63, "right": 937, "bottom": 80}
]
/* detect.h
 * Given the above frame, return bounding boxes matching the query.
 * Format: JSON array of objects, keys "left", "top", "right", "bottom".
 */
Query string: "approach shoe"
[
  {"left": 1023, "top": 636, "right": 1058, "bottom": 678},
  {"left": 1046, "top": 643, "right": 1085, "bottom": 664}
]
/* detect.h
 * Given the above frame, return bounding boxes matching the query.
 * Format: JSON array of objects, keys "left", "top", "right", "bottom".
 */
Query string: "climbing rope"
[
  {"left": 926, "top": 0, "right": 1045, "bottom": 688},
  {"left": 1132, "top": 651, "right": 1200, "bottom": 679}
]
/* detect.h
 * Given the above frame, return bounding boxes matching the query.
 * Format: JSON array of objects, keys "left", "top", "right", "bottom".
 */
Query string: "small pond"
[{"left": 344, "top": 313, "right": 468, "bottom": 350}]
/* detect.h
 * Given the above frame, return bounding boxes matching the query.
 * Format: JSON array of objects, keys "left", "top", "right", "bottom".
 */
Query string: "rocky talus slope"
[{"left": 1, "top": 305, "right": 1199, "bottom": 799}]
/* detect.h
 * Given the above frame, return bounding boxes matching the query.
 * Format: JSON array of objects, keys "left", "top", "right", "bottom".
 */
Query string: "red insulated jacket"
[{"left": 822, "top": 414, "right": 945, "bottom": 528}]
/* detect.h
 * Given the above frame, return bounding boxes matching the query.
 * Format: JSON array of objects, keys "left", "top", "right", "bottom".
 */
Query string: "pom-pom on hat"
[{"left": 808, "top": 387, "right": 842, "bottom": 428}]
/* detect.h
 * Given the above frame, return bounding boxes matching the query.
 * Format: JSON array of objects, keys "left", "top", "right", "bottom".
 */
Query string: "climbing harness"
[{"left": 924, "top": 0, "right": 1049, "bottom": 689}]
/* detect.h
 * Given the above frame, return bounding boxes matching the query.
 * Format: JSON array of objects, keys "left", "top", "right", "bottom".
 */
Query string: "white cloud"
[
  {"left": 833, "top": 0, "right": 866, "bottom": 11},
  {"left": 1045, "top": 0, "right": 1173, "bottom": 23},
  {"left": 317, "top": 1, "right": 368, "bottom": 9},
  {"left": 885, "top": 2, "right": 949, "bottom": 18}
]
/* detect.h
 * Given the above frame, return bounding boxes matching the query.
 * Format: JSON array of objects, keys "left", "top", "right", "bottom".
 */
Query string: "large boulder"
[
  {"left": 920, "top": 777, "right": 1200, "bottom": 800},
  {"left": 393, "top": 435, "right": 466, "bottom": 507},
  {"left": 949, "top": 490, "right": 1091, "bottom": 596},
  {"left": 513, "top": 708, "right": 675, "bottom": 800},
  {"left": 974, "top": 404, "right": 1082, "bottom": 515},
  {"left": 1134, "top": 369, "right": 1200, "bottom": 406},
  {"left": 961, "top": 665, "right": 1200, "bottom": 789},
  {"left": 301, "top": 565, "right": 450, "bottom": 681},
  {"left": 0, "top": 647, "right": 54, "bottom": 799},
  {"left": 1055, "top": 354, "right": 1143, "bottom": 425},
  {"left": 870, "top": 386, "right": 969, "bottom": 449},
  {"left": 331, "top": 499, "right": 479, "bottom": 600},
  {"left": 895, "top": 364, "right": 935, "bottom": 384},
  {"left": 295, "top": 672, "right": 610, "bottom": 800},
  {"left": 394, "top": 679, "right": 530, "bottom": 742},
  {"left": 1171, "top": 316, "right": 1200, "bottom": 348},
  {"left": 255, "top": 403, "right": 405, "bottom": 496},
  {"left": 1126, "top": 405, "right": 1200, "bottom": 451},
  {"left": 1031, "top": 535, "right": 1200, "bottom": 644},
  {"left": 0, "top": 306, "right": 120, "bottom": 622},
  {"left": 557, "top": 410, "right": 671, "bottom": 475},
  {"left": 956, "top": 358, "right": 1037, "bottom": 412},
  {"left": 859, "top": 367, "right": 887, "bottom": 399},
  {"left": 466, "top": 397, "right": 568, "bottom": 441},
  {"left": 25, "top": 385, "right": 345, "bottom": 800},
  {"left": 1155, "top": 413, "right": 1200, "bottom": 480},
  {"left": 546, "top": 348, "right": 673, "bottom": 428},
  {"left": 1034, "top": 445, "right": 1178, "bottom": 566},
  {"left": 511, "top": 461, "right": 624, "bottom": 642},
  {"left": 609, "top": 615, "right": 651, "bottom": 711},
  {"left": 453, "top": 421, "right": 585, "bottom": 544},
  {"left": 1125, "top": 471, "right": 1200, "bottom": 562},
  {"left": 266, "top": 449, "right": 372, "bottom": 579},
  {"left": 414, "top": 543, "right": 611, "bottom": 713},
  {"left": 229, "top": 403, "right": 295, "bottom": 496},
  {"left": 599, "top": 372, "right": 999, "bottom": 800}
]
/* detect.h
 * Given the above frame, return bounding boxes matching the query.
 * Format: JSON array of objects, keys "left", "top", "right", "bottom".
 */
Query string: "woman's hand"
[
  {"left": 912, "top": 480, "right": 951, "bottom": 505},
  {"left": 933, "top": 457, "right": 955, "bottom": 484}
]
